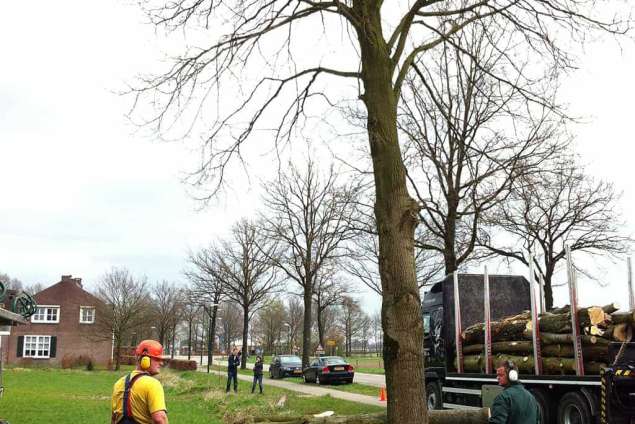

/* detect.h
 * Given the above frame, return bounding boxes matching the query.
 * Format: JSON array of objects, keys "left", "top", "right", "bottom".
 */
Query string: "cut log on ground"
[{"left": 241, "top": 410, "right": 491, "bottom": 424}]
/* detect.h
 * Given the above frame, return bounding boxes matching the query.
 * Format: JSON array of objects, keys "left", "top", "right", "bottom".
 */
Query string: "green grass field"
[{"left": 0, "top": 367, "right": 382, "bottom": 424}]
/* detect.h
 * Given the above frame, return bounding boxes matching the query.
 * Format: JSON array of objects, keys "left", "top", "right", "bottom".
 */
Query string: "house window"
[
  {"left": 31, "top": 306, "right": 60, "bottom": 323},
  {"left": 23, "top": 335, "right": 51, "bottom": 358},
  {"left": 80, "top": 307, "right": 95, "bottom": 324}
]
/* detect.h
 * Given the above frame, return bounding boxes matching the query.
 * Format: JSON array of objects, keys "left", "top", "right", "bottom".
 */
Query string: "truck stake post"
[
  {"left": 528, "top": 252, "right": 543, "bottom": 375},
  {"left": 628, "top": 257, "right": 634, "bottom": 310},
  {"left": 483, "top": 266, "right": 493, "bottom": 374},
  {"left": 566, "top": 245, "right": 585, "bottom": 376},
  {"left": 453, "top": 271, "right": 464, "bottom": 373}
]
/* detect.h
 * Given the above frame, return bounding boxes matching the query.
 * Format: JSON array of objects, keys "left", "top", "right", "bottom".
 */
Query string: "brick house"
[{"left": 3, "top": 275, "right": 112, "bottom": 366}]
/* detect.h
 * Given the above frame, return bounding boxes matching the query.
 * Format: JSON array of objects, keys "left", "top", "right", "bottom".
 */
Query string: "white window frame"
[
  {"left": 31, "top": 305, "right": 60, "bottom": 324},
  {"left": 23, "top": 335, "right": 52, "bottom": 359},
  {"left": 79, "top": 306, "right": 95, "bottom": 324}
]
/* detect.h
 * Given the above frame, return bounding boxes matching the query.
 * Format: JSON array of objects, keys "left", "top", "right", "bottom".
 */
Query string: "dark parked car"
[
  {"left": 269, "top": 355, "right": 303, "bottom": 378},
  {"left": 302, "top": 356, "right": 354, "bottom": 385}
]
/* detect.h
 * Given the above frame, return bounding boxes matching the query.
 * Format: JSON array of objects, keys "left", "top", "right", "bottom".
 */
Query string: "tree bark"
[
  {"left": 242, "top": 305, "right": 250, "bottom": 369},
  {"left": 525, "top": 330, "right": 609, "bottom": 345},
  {"left": 317, "top": 306, "right": 325, "bottom": 350},
  {"left": 610, "top": 311, "right": 635, "bottom": 325},
  {"left": 115, "top": 339, "right": 122, "bottom": 371},
  {"left": 188, "top": 320, "right": 193, "bottom": 360},
  {"left": 302, "top": 289, "right": 313, "bottom": 368},
  {"left": 462, "top": 354, "right": 606, "bottom": 375},
  {"left": 544, "top": 265, "right": 555, "bottom": 311},
  {"left": 463, "top": 341, "right": 534, "bottom": 355},
  {"left": 353, "top": 4, "right": 426, "bottom": 423}
]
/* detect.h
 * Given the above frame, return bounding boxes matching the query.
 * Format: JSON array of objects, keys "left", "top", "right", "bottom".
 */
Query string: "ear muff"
[
  {"left": 506, "top": 361, "right": 519, "bottom": 382},
  {"left": 140, "top": 350, "right": 151, "bottom": 370}
]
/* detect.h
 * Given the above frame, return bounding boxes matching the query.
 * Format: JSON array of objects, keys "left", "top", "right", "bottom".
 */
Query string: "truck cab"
[{"left": 422, "top": 274, "right": 531, "bottom": 410}]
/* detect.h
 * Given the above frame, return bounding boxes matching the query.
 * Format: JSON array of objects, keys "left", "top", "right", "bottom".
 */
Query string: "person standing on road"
[
  {"left": 251, "top": 356, "right": 264, "bottom": 394},
  {"left": 111, "top": 340, "right": 169, "bottom": 424},
  {"left": 489, "top": 360, "right": 540, "bottom": 424},
  {"left": 226, "top": 347, "right": 241, "bottom": 393}
]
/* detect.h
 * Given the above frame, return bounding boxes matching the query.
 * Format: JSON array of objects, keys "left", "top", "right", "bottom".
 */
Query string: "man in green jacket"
[{"left": 489, "top": 360, "right": 540, "bottom": 424}]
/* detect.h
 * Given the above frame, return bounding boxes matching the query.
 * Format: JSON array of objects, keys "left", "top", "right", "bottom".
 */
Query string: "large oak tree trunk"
[
  {"left": 302, "top": 289, "right": 313, "bottom": 368},
  {"left": 354, "top": 4, "right": 426, "bottom": 423},
  {"left": 242, "top": 306, "right": 249, "bottom": 369},
  {"left": 544, "top": 265, "right": 555, "bottom": 311}
]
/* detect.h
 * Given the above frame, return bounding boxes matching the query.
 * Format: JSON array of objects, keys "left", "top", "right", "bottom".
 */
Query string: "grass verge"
[{"left": 0, "top": 367, "right": 383, "bottom": 423}]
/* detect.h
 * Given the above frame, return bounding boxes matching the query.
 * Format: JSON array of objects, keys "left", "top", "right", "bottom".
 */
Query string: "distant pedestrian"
[
  {"left": 226, "top": 347, "right": 241, "bottom": 393},
  {"left": 489, "top": 360, "right": 540, "bottom": 424},
  {"left": 251, "top": 356, "right": 264, "bottom": 394}
]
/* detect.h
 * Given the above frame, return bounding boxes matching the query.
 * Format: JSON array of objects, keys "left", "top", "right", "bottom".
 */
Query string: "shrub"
[
  {"left": 86, "top": 359, "right": 94, "bottom": 371},
  {"left": 61, "top": 355, "right": 94, "bottom": 369},
  {"left": 166, "top": 359, "right": 197, "bottom": 371}
]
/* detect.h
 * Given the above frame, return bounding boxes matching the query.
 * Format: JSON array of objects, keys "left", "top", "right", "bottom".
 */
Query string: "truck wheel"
[
  {"left": 530, "top": 388, "right": 553, "bottom": 424},
  {"left": 557, "top": 391, "right": 591, "bottom": 424},
  {"left": 426, "top": 381, "right": 443, "bottom": 410}
]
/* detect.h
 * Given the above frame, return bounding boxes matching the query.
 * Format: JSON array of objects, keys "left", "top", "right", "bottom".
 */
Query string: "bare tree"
[
  {"left": 180, "top": 292, "right": 201, "bottom": 360},
  {"left": 285, "top": 297, "right": 304, "bottom": 354},
  {"left": 400, "top": 27, "right": 563, "bottom": 275},
  {"left": 484, "top": 157, "right": 631, "bottom": 309},
  {"left": 214, "top": 219, "right": 280, "bottom": 368},
  {"left": 218, "top": 302, "right": 243, "bottom": 354},
  {"left": 259, "top": 159, "right": 359, "bottom": 367},
  {"left": 150, "top": 280, "right": 184, "bottom": 350},
  {"left": 371, "top": 311, "right": 383, "bottom": 356},
  {"left": 95, "top": 267, "right": 150, "bottom": 370},
  {"left": 253, "top": 299, "right": 286, "bottom": 354},
  {"left": 340, "top": 296, "right": 366, "bottom": 356},
  {"left": 185, "top": 245, "right": 226, "bottom": 368},
  {"left": 0, "top": 272, "right": 24, "bottom": 290},
  {"left": 133, "top": 0, "right": 630, "bottom": 419},
  {"left": 313, "top": 266, "right": 348, "bottom": 349}
]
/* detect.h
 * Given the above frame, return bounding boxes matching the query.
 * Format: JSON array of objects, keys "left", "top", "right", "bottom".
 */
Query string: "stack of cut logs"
[{"left": 459, "top": 303, "right": 634, "bottom": 375}]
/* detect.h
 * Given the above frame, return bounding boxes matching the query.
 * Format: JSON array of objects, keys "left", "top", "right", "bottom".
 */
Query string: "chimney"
[{"left": 60, "top": 275, "right": 82, "bottom": 288}]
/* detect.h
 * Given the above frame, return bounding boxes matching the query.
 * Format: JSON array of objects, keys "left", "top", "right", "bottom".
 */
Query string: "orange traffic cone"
[{"left": 379, "top": 387, "right": 387, "bottom": 401}]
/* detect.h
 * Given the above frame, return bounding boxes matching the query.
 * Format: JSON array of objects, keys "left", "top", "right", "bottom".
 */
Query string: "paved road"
[
  {"left": 178, "top": 356, "right": 386, "bottom": 387},
  {"left": 205, "top": 368, "right": 386, "bottom": 408}
]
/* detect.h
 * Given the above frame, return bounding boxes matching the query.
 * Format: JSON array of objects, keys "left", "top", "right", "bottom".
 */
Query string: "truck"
[{"left": 421, "top": 272, "right": 635, "bottom": 424}]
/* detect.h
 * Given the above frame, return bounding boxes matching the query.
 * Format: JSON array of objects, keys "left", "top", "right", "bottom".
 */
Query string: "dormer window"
[
  {"left": 31, "top": 306, "right": 60, "bottom": 324},
  {"left": 80, "top": 306, "right": 95, "bottom": 324}
]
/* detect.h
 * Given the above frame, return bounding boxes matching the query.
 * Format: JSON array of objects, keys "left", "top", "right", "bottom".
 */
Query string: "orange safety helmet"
[{"left": 135, "top": 340, "right": 167, "bottom": 359}]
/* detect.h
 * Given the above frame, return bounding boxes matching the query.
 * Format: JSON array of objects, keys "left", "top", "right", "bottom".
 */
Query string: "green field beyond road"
[{"left": 0, "top": 368, "right": 383, "bottom": 424}]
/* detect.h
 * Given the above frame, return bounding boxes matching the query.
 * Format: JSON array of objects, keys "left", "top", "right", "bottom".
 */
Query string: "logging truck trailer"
[{"left": 421, "top": 272, "right": 635, "bottom": 424}]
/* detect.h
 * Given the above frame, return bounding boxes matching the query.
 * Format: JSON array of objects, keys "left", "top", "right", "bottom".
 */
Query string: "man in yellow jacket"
[{"left": 111, "top": 340, "right": 169, "bottom": 424}]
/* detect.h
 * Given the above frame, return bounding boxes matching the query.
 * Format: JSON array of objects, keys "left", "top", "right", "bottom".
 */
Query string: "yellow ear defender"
[{"left": 140, "top": 351, "right": 151, "bottom": 370}]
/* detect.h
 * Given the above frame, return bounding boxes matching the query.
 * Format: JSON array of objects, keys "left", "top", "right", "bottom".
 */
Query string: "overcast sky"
[{"left": 1, "top": 1, "right": 634, "bottom": 313}]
